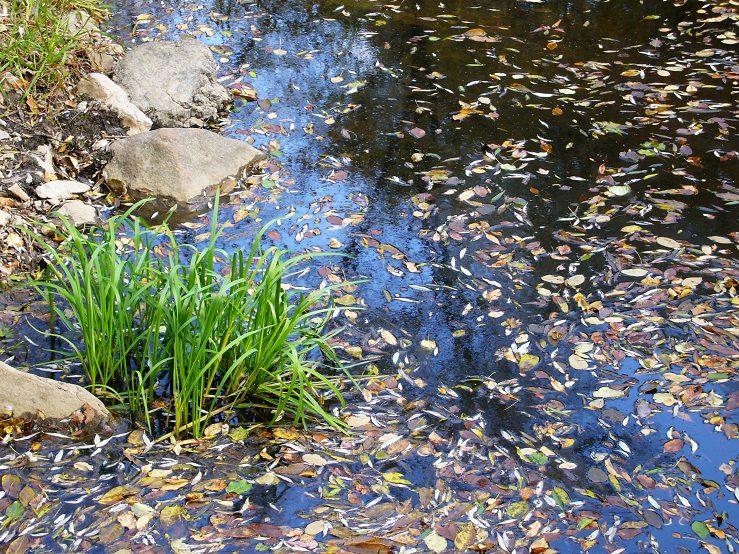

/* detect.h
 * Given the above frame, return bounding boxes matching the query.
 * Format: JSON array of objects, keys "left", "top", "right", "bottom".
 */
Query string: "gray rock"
[
  {"left": 77, "top": 73, "right": 152, "bottom": 135},
  {"left": 0, "top": 360, "right": 110, "bottom": 421},
  {"left": 62, "top": 9, "right": 101, "bottom": 40},
  {"left": 114, "top": 38, "right": 230, "bottom": 127},
  {"left": 32, "top": 144, "right": 57, "bottom": 182},
  {"left": 36, "top": 179, "right": 91, "bottom": 201},
  {"left": 104, "top": 128, "right": 265, "bottom": 206},
  {"left": 57, "top": 200, "right": 97, "bottom": 226},
  {"left": 87, "top": 43, "right": 124, "bottom": 73}
]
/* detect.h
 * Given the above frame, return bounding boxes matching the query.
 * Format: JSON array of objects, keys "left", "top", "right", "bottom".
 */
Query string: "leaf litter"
[{"left": 1, "top": 0, "right": 738, "bottom": 552}]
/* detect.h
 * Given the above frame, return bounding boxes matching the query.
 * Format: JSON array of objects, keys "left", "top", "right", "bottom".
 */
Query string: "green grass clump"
[
  {"left": 27, "top": 197, "right": 354, "bottom": 438},
  {"left": 0, "top": 0, "right": 108, "bottom": 103}
]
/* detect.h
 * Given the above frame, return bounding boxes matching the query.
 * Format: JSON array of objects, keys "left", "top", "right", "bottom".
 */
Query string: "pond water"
[{"left": 1, "top": 0, "right": 737, "bottom": 552}]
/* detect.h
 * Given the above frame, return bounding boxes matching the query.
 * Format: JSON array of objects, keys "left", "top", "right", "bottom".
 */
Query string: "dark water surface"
[{"left": 1, "top": 0, "right": 737, "bottom": 552}]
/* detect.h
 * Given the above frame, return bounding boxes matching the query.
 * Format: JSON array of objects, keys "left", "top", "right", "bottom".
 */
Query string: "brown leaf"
[
  {"left": 663, "top": 439, "right": 684, "bottom": 453},
  {"left": 329, "top": 170, "right": 348, "bottom": 182},
  {"left": 2, "top": 474, "right": 21, "bottom": 498}
]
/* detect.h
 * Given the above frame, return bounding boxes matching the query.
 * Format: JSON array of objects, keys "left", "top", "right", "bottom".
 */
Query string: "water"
[{"left": 1, "top": 0, "right": 737, "bottom": 551}]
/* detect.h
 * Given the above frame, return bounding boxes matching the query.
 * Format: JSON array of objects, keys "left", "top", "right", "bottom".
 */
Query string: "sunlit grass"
[
  {"left": 0, "top": 0, "right": 108, "bottom": 102},
  {"left": 26, "top": 196, "right": 355, "bottom": 437}
]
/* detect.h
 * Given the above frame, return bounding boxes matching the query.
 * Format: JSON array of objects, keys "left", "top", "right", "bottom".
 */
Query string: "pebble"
[{"left": 8, "top": 184, "right": 29, "bottom": 202}]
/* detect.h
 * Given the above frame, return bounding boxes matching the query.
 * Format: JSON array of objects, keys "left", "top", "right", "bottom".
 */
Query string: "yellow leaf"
[
  {"left": 304, "top": 520, "right": 325, "bottom": 535},
  {"left": 424, "top": 532, "right": 447, "bottom": 553},
  {"left": 454, "top": 523, "right": 476, "bottom": 550},
  {"left": 256, "top": 472, "right": 279, "bottom": 485},
  {"left": 593, "top": 386, "right": 625, "bottom": 399},
  {"left": 273, "top": 428, "right": 301, "bottom": 440},
  {"left": 335, "top": 294, "right": 357, "bottom": 306},
  {"left": 656, "top": 236, "right": 680, "bottom": 249},
  {"left": 302, "top": 454, "right": 328, "bottom": 466},
  {"left": 518, "top": 353, "right": 540, "bottom": 371},
  {"left": 420, "top": 339, "right": 437, "bottom": 350},
  {"left": 382, "top": 471, "right": 411, "bottom": 485},
  {"left": 653, "top": 392, "right": 677, "bottom": 406}
]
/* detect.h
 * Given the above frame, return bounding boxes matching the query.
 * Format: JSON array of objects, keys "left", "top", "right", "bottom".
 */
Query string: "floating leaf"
[
  {"left": 593, "top": 386, "right": 625, "bottom": 399},
  {"left": 383, "top": 471, "right": 411, "bottom": 485},
  {"left": 5, "top": 500, "right": 24, "bottom": 520},
  {"left": 226, "top": 480, "right": 253, "bottom": 495},
  {"left": 691, "top": 521, "right": 710, "bottom": 539},
  {"left": 622, "top": 268, "right": 648, "bottom": 277},
  {"left": 303, "top": 453, "right": 328, "bottom": 466},
  {"left": 159, "top": 505, "right": 182, "bottom": 527},
  {"left": 607, "top": 184, "right": 631, "bottom": 196},
  {"left": 228, "top": 427, "right": 249, "bottom": 442},
  {"left": 506, "top": 501, "right": 529, "bottom": 517},
  {"left": 569, "top": 354, "right": 589, "bottom": 370},
  {"left": 518, "top": 353, "right": 540, "bottom": 371},
  {"left": 656, "top": 237, "right": 680, "bottom": 249},
  {"left": 454, "top": 523, "right": 476, "bottom": 550},
  {"left": 553, "top": 487, "right": 571, "bottom": 509},
  {"left": 424, "top": 532, "right": 447, "bottom": 553}
]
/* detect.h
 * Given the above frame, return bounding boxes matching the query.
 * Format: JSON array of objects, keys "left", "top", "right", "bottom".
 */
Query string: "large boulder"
[
  {"left": 0, "top": 360, "right": 110, "bottom": 422},
  {"left": 113, "top": 38, "right": 230, "bottom": 127},
  {"left": 104, "top": 128, "right": 265, "bottom": 205},
  {"left": 76, "top": 73, "right": 152, "bottom": 135}
]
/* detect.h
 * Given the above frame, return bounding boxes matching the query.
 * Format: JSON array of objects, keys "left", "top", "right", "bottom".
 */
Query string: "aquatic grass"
[{"left": 26, "top": 196, "right": 354, "bottom": 437}]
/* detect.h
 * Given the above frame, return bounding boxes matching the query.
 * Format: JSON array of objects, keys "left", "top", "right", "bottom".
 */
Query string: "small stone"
[
  {"left": 32, "top": 144, "right": 57, "bottom": 181},
  {"left": 8, "top": 183, "right": 29, "bottom": 202},
  {"left": 0, "top": 209, "right": 10, "bottom": 227},
  {"left": 36, "top": 180, "right": 91, "bottom": 201},
  {"left": 77, "top": 73, "right": 151, "bottom": 135},
  {"left": 87, "top": 49, "right": 117, "bottom": 73},
  {"left": 57, "top": 200, "right": 97, "bottom": 226}
]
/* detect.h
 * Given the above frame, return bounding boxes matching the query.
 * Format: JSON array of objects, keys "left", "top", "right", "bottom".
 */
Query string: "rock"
[
  {"left": 0, "top": 360, "right": 110, "bottom": 421},
  {"left": 8, "top": 183, "right": 29, "bottom": 202},
  {"left": 104, "top": 128, "right": 265, "bottom": 205},
  {"left": 36, "top": 179, "right": 91, "bottom": 201},
  {"left": 88, "top": 43, "right": 124, "bottom": 73},
  {"left": 57, "top": 200, "right": 97, "bottom": 226},
  {"left": 32, "top": 144, "right": 57, "bottom": 182},
  {"left": 113, "top": 38, "right": 230, "bottom": 127},
  {"left": 0, "top": 209, "right": 10, "bottom": 227},
  {"left": 62, "top": 10, "right": 101, "bottom": 40},
  {"left": 62, "top": 10, "right": 123, "bottom": 73},
  {"left": 76, "top": 73, "right": 152, "bottom": 135}
]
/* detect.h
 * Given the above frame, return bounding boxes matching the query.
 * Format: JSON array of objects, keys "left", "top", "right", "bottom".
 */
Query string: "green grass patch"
[
  {"left": 0, "top": 0, "right": 108, "bottom": 104},
  {"left": 25, "top": 196, "right": 356, "bottom": 438}
]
